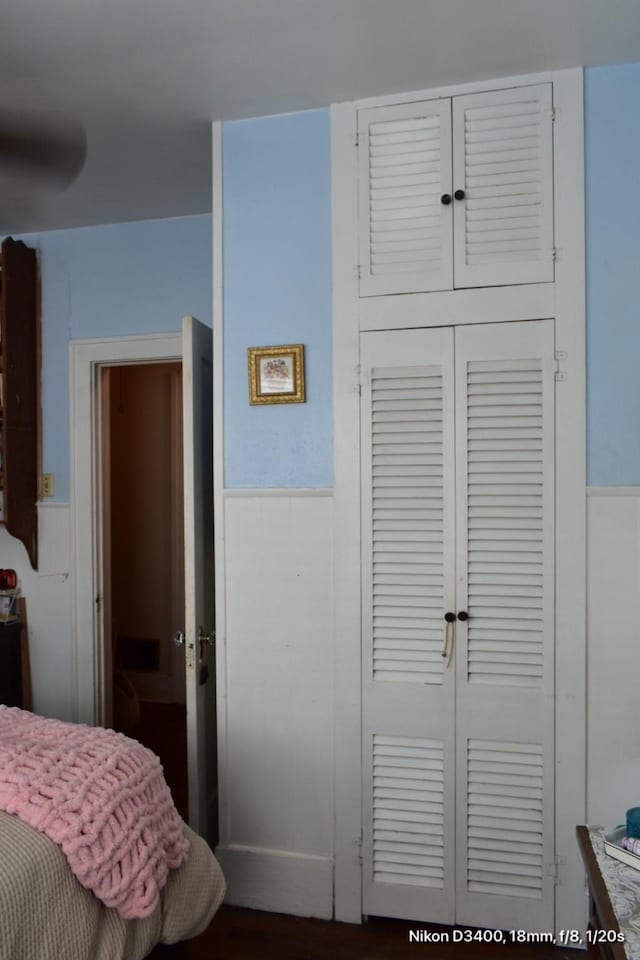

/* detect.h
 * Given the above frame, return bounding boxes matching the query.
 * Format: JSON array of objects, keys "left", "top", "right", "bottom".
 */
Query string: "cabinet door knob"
[
  {"left": 454, "top": 189, "right": 466, "bottom": 201},
  {"left": 457, "top": 611, "right": 469, "bottom": 621},
  {"left": 441, "top": 193, "right": 452, "bottom": 205}
]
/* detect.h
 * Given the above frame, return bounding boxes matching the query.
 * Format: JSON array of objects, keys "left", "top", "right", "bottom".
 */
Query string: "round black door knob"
[
  {"left": 444, "top": 612, "right": 456, "bottom": 623},
  {"left": 441, "top": 193, "right": 452, "bottom": 205},
  {"left": 454, "top": 189, "right": 466, "bottom": 201},
  {"left": 457, "top": 611, "right": 469, "bottom": 621}
]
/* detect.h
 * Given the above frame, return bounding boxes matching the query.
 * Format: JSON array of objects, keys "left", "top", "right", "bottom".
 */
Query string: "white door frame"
[
  {"left": 69, "top": 332, "right": 181, "bottom": 725},
  {"left": 331, "top": 67, "right": 586, "bottom": 932}
]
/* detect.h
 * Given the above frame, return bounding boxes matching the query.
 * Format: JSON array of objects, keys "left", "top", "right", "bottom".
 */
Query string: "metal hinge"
[
  {"left": 551, "top": 107, "right": 557, "bottom": 122},
  {"left": 555, "top": 349, "right": 567, "bottom": 382},
  {"left": 547, "top": 855, "right": 562, "bottom": 885},
  {"left": 355, "top": 132, "right": 359, "bottom": 148},
  {"left": 353, "top": 363, "right": 362, "bottom": 395},
  {"left": 552, "top": 247, "right": 558, "bottom": 263},
  {"left": 354, "top": 833, "right": 363, "bottom": 866}
]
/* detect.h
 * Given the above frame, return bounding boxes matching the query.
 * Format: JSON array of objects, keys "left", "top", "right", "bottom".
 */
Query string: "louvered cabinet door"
[
  {"left": 453, "top": 319, "right": 556, "bottom": 932},
  {"left": 358, "top": 100, "right": 453, "bottom": 297},
  {"left": 452, "top": 84, "right": 554, "bottom": 289},
  {"left": 360, "top": 327, "right": 456, "bottom": 922}
]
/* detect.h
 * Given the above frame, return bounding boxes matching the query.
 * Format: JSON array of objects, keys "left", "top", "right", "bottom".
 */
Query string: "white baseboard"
[{"left": 216, "top": 844, "right": 334, "bottom": 919}]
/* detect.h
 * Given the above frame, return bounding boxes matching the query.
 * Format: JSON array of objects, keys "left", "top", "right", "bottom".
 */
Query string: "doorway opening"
[{"left": 101, "top": 361, "right": 188, "bottom": 820}]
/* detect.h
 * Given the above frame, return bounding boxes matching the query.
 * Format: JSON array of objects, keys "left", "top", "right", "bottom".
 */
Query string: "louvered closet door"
[
  {"left": 453, "top": 319, "right": 555, "bottom": 933},
  {"left": 452, "top": 85, "right": 554, "bottom": 289},
  {"left": 358, "top": 100, "right": 453, "bottom": 297},
  {"left": 360, "top": 327, "right": 456, "bottom": 922}
]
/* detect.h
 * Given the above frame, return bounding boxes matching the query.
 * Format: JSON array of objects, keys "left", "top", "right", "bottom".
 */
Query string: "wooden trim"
[
  {"left": 356, "top": 68, "right": 555, "bottom": 110},
  {"left": 212, "top": 120, "right": 229, "bottom": 851},
  {"left": 69, "top": 332, "right": 181, "bottom": 724},
  {"left": 331, "top": 99, "right": 363, "bottom": 924}
]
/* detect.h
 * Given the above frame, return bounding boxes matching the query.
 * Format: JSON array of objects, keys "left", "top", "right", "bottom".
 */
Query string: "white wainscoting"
[
  {"left": 587, "top": 487, "right": 640, "bottom": 826},
  {"left": 0, "top": 503, "right": 74, "bottom": 720},
  {"left": 216, "top": 490, "right": 335, "bottom": 918}
]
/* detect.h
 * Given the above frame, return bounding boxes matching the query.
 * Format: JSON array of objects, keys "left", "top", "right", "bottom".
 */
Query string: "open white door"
[{"left": 182, "top": 315, "right": 217, "bottom": 843}]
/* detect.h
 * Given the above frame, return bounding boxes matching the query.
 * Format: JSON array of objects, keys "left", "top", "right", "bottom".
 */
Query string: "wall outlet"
[{"left": 41, "top": 473, "right": 54, "bottom": 497}]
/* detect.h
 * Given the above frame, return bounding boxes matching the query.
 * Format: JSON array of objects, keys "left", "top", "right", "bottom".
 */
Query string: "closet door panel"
[
  {"left": 358, "top": 100, "right": 453, "bottom": 297},
  {"left": 361, "top": 327, "right": 456, "bottom": 922},
  {"left": 452, "top": 85, "right": 554, "bottom": 289},
  {"left": 453, "top": 319, "right": 556, "bottom": 932}
]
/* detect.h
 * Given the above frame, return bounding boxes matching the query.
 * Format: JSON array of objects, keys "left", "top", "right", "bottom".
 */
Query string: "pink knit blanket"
[{"left": 0, "top": 706, "right": 188, "bottom": 918}]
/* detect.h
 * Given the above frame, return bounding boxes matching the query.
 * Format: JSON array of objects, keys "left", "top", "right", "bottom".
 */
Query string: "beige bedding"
[{"left": 0, "top": 811, "right": 225, "bottom": 960}]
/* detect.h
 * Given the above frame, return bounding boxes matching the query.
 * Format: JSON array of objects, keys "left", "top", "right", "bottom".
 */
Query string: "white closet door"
[
  {"left": 452, "top": 85, "right": 554, "bottom": 289},
  {"left": 361, "top": 327, "right": 456, "bottom": 922},
  {"left": 358, "top": 100, "right": 453, "bottom": 297},
  {"left": 453, "top": 319, "right": 556, "bottom": 932}
]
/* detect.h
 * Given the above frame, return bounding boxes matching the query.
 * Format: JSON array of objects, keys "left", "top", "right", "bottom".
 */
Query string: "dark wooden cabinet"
[{"left": 0, "top": 237, "right": 39, "bottom": 569}]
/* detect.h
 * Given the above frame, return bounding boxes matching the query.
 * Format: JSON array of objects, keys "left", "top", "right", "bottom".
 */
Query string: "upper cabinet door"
[
  {"left": 452, "top": 84, "right": 554, "bottom": 289},
  {"left": 358, "top": 100, "right": 453, "bottom": 297}
]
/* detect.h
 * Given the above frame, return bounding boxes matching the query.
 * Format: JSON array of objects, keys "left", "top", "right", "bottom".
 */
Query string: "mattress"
[{"left": 0, "top": 811, "right": 225, "bottom": 960}]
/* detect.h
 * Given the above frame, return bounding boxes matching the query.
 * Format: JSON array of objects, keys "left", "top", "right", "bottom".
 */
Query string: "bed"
[{"left": 0, "top": 707, "right": 226, "bottom": 960}]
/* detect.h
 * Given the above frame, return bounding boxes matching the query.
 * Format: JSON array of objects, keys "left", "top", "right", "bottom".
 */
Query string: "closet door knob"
[
  {"left": 440, "top": 193, "right": 452, "bottom": 205},
  {"left": 454, "top": 189, "right": 465, "bottom": 201},
  {"left": 457, "top": 611, "right": 469, "bottom": 622},
  {"left": 444, "top": 612, "right": 456, "bottom": 622}
]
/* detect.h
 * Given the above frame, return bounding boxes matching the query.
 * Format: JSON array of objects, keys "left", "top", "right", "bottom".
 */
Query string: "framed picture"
[{"left": 248, "top": 344, "right": 305, "bottom": 405}]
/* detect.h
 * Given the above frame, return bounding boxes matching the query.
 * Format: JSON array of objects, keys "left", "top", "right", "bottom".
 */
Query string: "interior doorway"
[{"left": 101, "top": 361, "right": 188, "bottom": 820}]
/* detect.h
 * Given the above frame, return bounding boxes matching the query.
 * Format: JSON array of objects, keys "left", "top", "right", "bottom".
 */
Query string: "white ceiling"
[{"left": 2, "top": 0, "right": 640, "bottom": 233}]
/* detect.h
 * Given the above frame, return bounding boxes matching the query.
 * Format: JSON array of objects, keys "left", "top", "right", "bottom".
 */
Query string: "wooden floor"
[{"left": 149, "top": 906, "right": 578, "bottom": 960}]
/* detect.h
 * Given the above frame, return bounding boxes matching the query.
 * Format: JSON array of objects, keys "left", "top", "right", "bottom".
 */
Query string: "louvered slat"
[
  {"left": 466, "top": 740, "right": 544, "bottom": 898},
  {"left": 371, "top": 365, "right": 444, "bottom": 683},
  {"left": 359, "top": 101, "right": 453, "bottom": 295},
  {"left": 453, "top": 84, "right": 553, "bottom": 287},
  {"left": 373, "top": 735, "right": 445, "bottom": 887},
  {"left": 466, "top": 358, "right": 544, "bottom": 685}
]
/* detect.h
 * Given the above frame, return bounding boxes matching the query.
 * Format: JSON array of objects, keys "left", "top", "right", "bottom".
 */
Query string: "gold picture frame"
[{"left": 248, "top": 344, "right": 305, "bottom": 405}]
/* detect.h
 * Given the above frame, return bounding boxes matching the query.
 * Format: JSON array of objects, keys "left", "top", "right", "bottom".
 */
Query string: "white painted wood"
[
  {"left": 223, "top": 495, "right": 334, "bottom": 872},
  {"left": 587, "top": 492, "right": 640, "bottom": 828},
  {"left": 70, "top": 332, "right": 181, "bottom": 724},
  {"left": 358, "top": 99, "right": 453, "bottom": 296},
  {"left": 361, "top": 327, "right": 456, "bottom": 922},
  {"left": 550, "top": 67, "right": 587, "bottom": 938},
  {"left": 453, "top": 319, "right": 555, "bottom": 932},
  {"left": 360, "top": 283, "right": 554, "bottom": 332},
  {"left": 182, "top": 315, "right": 216, "bottom": 842},
  {"left": 356, "top": 71, "right": 556, "bottom": 112},
  {"left": 0, "top": 504, "right": 74, "bottom": 720},
  {"left": 452, "top": 84, "right": 554, "bottom": 288},
  {"left": 217, "top": 845, "right": 334, "bottom": 919},
  {"left": 211, "top": 121, "right": 230, "bottom": 855},
  {"left": 331, "top": 99, "right": 364, "bottom": 924},
  {"left": 332, "top": 67, "right": 585, "bottom": 932},
  {"left": 96, "top": 368, "right": 113, "bottom": 727}
]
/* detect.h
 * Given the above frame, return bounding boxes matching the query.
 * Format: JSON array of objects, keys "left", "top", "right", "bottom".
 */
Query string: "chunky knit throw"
[{"left": 0, "top": 706, "right": 189, "bottom": 919}]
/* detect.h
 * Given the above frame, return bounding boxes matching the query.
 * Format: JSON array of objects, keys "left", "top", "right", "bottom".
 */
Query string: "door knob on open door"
[{"left": 174, "top": 631, "right": 185, "bottom": 647}]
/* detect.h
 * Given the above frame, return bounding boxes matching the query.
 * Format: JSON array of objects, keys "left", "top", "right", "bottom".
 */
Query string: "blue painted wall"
[
  {"left": 585, "top": 62, "right": 640, "bottom": 485},
  {"left": 7, "top": 65, "right": 640, "bottom": 502},
  {"left": 222, "top": 109, "right": 333, "bottom": 488},
  {"left": 13, "top": 215, "right": 212, "bottom": 501}
]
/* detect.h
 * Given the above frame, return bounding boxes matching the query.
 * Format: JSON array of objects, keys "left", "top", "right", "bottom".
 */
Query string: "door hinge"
[
  {"left": 354, "top": 833, "right": 363, "bottom": 866},
  {"left": 355, "top": 132, "right": 359, "bottom": 148},
  {"left": 95, "top": 594, "right": 102, "bottom": 612},
  {"left": 547, "top": 855, "right": 563, "bottom": 885},
  {"left": 552, "top": 247, "right": 558, "bottom": 263},
  {"left": 555, "top": 349, "right": 567, "bottom": 382},
  {"left": 551, "top": 107, "right": 557, "bottom": 122}
]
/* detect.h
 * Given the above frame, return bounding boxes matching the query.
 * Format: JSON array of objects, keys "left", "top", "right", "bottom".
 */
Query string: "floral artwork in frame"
[{"left": 248, "top": 344, "right": 305, "bottom": 405}]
